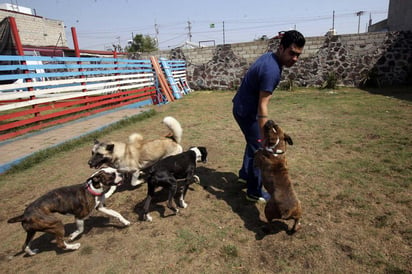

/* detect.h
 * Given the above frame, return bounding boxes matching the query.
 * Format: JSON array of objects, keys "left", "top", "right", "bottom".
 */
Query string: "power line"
[{"left": 71, "top": 9, "right": 388, "bottom": 50}]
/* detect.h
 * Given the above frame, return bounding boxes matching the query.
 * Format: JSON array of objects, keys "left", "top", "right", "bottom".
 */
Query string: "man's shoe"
[
  {"left": 261, "top": 191, "right": 271, "bottom": 201},
  {"left": 246, "top": 194, "right": 267, "bottom": 204}
]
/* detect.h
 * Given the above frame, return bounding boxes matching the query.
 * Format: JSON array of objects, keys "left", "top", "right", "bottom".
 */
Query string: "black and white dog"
[
  {"left": 141, "top": 146, "right": 207, "bottom": 221},
  {"left": 7, "top": 167, "right": 130, "bottom": 256}
]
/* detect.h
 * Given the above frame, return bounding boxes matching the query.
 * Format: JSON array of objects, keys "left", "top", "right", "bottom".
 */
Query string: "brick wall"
[{"left": 0, "top": 10, "right": 67, "bottom": 48}]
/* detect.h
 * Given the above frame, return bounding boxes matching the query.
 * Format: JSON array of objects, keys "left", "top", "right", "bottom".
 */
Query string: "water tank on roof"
[{"left": 0, "top": 3, "right": 34, "bottom": 15}]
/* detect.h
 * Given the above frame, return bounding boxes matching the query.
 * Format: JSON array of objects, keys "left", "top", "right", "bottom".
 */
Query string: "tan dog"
[
  {"left": 254, "top": 120, "right": 302, "bottom": 233},
  {"left": 88, "top": 116, "right": 183, "bottom": 186}
]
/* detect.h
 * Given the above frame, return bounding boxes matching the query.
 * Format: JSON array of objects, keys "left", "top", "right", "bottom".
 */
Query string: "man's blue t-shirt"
[{"left": 233, "top": 52, "right": 282, "bottom": 118}]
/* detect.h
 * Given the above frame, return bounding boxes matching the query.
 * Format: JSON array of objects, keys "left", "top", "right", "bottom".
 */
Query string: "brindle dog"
[
  {"left": 254, "top": 120, "right": 302, "bottom": 233},
  {"left": 8, "top": 167, "right": 130, "bottom": 256}
]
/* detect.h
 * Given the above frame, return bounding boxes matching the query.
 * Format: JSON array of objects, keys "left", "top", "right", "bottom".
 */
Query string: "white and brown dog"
[
  {"left": 7, "top": 167, "right": 130, "bottom": 256},
  {"left": 88, "top": 116, "right": 183, "bottom": 187},
  {"left": 254, "top": 120, "right": 302, "bottom": 233}
]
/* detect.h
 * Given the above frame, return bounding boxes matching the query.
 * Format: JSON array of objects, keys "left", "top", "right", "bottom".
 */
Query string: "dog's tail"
[
  {"left": 163, "top": 116, "right": 183, "bottom": 144},
  {"left": 128, "top": 133, "right": 144, "bottom": 144},
  {"left": 8, "top": 214, "right": 24, "bottom": 223}
]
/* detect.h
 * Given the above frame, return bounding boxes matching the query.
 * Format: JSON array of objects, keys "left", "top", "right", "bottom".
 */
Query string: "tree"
[{"left": 125, "top": 34, "right": 158, "bottom": 53}]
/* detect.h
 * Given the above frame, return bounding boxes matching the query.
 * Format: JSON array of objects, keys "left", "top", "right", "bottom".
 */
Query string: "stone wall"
[
  {"left": 287, "top": 31, "right": 412, "bottom": 87},
  {"left": 140, "top": 31, "right": 412, "bottom": 90}
]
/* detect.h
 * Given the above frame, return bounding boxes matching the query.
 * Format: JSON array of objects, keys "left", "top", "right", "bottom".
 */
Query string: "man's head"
[{"left": 276, "top": 30, "right": 305, "bottom": 68}]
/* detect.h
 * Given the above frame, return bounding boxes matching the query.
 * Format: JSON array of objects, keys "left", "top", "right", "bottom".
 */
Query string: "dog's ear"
[
  {"left": 263, "top": 120, "right": 275, "bottom": 131},
  {"left": 92, "top": 170, "right": 115, "bottom": 186},
  {"left": 90, "top": 171, "right": 104, "bottom": 187},
  {"left": 106, "top": 144, "right": 115, "bottom": 152},
  {"left": 200, "top": 147, "right": 208, "bottom": 162},
  {"left": 284, "top": 134, "right": 293, "bottom": 145}
]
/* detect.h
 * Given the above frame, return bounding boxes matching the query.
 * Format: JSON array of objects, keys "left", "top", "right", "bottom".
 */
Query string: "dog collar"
[
  {"left": 264, "top": 131, "right": 283, "bottom": 156},
  {"left": 85, "top": 180, "right": 104, "bottom": 196}
]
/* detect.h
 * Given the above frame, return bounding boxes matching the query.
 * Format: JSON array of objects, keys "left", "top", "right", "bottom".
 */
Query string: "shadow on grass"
[
  {"left": 132, "top": 187, "right": 184, "bottom": 221},
  {"left": 362, "top": 86, "right": 412, "bottom": 102},
  {"left": 11, "top": 216, "right": 129, "bottom": 257},
  {"left": 196, "top": 166, "right": 289, "bottom": 240}
]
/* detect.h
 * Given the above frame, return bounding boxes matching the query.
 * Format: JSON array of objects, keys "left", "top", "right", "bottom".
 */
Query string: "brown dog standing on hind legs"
[{"left": 254, "top": 120, "right": 302, "bottom": 233}]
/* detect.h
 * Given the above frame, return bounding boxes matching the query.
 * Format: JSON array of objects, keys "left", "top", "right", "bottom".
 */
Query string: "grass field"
[{"left": 0, "top": 88, "right": 411, "bottom": 273}]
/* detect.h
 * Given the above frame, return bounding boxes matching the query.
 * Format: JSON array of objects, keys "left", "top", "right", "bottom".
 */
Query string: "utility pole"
[
  {"left": 356, "top": 11, "right": 365, "bottom": 34},
  {"left": 222, "top": 21, "right": 225, "bottom": 45},
  {"left": 187, "top": 21, "right": 192, "bottom": 42},
  {"left": 154, "top": 21, "right": 159, "bottom": 47}
]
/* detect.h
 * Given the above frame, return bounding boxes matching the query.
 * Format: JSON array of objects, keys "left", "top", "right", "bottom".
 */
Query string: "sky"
[{"left": 6, "top": 0, "right": 389, "bottom": 51}]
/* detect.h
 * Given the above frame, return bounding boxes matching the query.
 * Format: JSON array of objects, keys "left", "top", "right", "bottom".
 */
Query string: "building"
[
  {"left": 0, "top": 3, "right": 68, "bottom": 56},
  {"left": 369, "top": 0, "right": 412, "bottom": 32},
  {"left": 0, "top": 3, "right": 125, "bottom": 57}
]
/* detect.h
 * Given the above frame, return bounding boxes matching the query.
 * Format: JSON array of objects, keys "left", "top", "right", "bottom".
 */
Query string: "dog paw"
[
  {"left": 68, "top": 232, "right": 80, "bottom": 241},
  {"left": 123, "top": 220, "right": 131, "bottom": 226},
  {"left": 144, "top": 214, "right": 153, "bottom": 222},
  {"left": 294, "top": 223, "right": 302, "bottom": 232},
  {"left": 25, "top": 246, "right": 39, "bottom": 256},
  {"left": 131, "top": 178, "right": 145, "bottom": 186},
  {"left": 179, "top": 200, "right": 188, "bottom": 208},
  {"left": 64, "top": 241, "right": 81, "bottom": 250},
  {"left": 193, "top": 175, "right": 200, "bottom": 184}
]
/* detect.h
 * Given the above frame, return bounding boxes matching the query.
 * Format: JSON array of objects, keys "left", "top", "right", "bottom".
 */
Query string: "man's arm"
[{"left": 257, "top": 90, "right": 272, "bottom": 142}]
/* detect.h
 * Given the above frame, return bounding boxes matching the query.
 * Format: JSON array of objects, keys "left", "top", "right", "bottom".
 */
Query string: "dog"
[
  {"left": 7, "top": 167, "right": 130, "bottom": 256},
  {"left": 88, "top": 116, "right": 183, "bottom": 188},
  {"left": 141, "top": 146, "right": 207, "bottom": 222},
  {"left": 261, "top": 119, "right": 293, "bottom": 161},
  {"left": 254, "top": 120, "right": 302, "bottom": 233}
]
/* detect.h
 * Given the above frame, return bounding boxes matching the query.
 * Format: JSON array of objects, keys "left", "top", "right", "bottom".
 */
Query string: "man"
[{"left": 232, "top": 30, "right": 305, "bottom": 203}]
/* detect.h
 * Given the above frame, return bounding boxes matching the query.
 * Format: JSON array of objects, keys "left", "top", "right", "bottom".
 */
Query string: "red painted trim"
[
  {"left": 0, "top": 91, "right": 155, "bottom": 131},
  {"left": 9, "top": 17, "right": 24, "bottom": 56},
  {"left": 71, "top": 27, "right": 81, "bottom": 58},
  {"left": 0, "top": 87, "right": 156, "bottom": 140},
  {"left": 0, "top": 93, "right": 154, "bottom": 141},
  {"left": 80, "top": 49, "right": 127, "bottom": 56},
  {"left": 0, "top": 86, "right": 156, "bottom": 122}
]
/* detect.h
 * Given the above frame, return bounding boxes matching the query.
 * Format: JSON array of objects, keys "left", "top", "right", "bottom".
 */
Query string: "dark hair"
[{"left": 280, "top": 30, "right": 305, "bottom": 48}]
